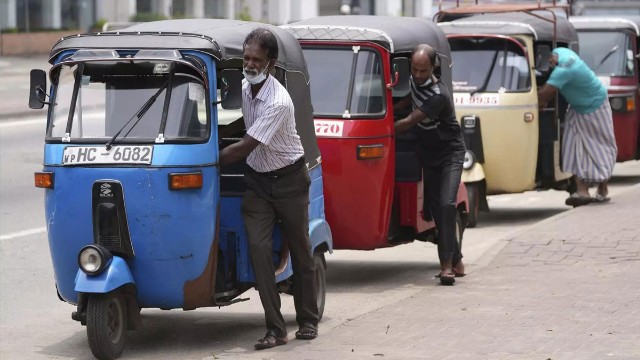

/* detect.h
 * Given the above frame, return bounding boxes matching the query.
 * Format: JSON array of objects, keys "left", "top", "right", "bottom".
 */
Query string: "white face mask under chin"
[{"left": 243, "top": 67, "right": 268, "bottom": 85}]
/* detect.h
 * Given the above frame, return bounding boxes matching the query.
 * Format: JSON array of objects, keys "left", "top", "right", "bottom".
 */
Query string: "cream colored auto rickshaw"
[{"left": 436, "top": 5, "right": 579, "bottom": 226}]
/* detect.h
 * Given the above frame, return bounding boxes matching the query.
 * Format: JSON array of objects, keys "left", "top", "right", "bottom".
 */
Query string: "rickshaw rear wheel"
[
  {"left": 314, "top": 252, "right": 326, "bottom": 321},
  {"left": 86, "top": 291, "right": 128, "bottom": 360}
]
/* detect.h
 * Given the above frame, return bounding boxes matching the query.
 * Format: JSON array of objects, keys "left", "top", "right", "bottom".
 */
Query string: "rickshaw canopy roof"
[
  {"left": 48, "top": 19, "right": 321, "bottom": 170},
  {"left": 49, "top": 19, "right": 308, "bottom": 74},
  {"left": 570, "top": 16, "right": 640, "bottom": 36},
  {"left": 282, "top": 16, "right": 449, "bottom": 55},
  {"left": 438, "top": 11, "right": 578, "bottom": 45},
  {"left": 434, "top": 3, "right": 569, "bottom": 19}
]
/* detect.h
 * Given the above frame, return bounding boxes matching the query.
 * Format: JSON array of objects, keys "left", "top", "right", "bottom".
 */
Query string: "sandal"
[
  {"left": 439, "top": 271, "right": 455, "bottom": 285},
  {"left": 452, "top": 261, "right": 466, "bottom": 277},
  {"left": 254, "top": 330, "right": 287, "bottom": 350},
  {"left": 593, "top": 193, "right": 610, "bottom": 203},
  {"left": 295, "top": 325, "right": 318, "bottom": 340},
  {"left": 565, "top": 192, "right": 592, "bottom": 207}
]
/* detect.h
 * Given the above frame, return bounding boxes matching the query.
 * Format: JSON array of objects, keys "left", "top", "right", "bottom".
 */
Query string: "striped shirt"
[
  {"left": 411, "top": 77, "right": 441, "bottom": 131},
  {"left": 410, "top": 76, "right": 465, "bottom": 166},
  {"left": 242, "top": 75, "right": 304, "bottom": 172}
]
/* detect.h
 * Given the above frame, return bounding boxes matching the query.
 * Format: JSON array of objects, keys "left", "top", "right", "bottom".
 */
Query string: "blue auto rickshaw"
[{"left": 29, "top": 19, "right": 332, "bottom": 360}]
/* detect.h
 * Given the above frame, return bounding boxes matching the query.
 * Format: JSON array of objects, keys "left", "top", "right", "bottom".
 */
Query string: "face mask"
[{"left": 243, "top": 66, "right": 268, "bottom": 85}]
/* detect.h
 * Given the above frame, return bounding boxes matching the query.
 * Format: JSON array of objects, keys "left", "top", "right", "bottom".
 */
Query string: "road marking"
[
  {"left": 0, "top": 118, "right": 46, "bottom": 129},
  {"left": 0, "top": 227, "right": 47, "bottom": 241}
]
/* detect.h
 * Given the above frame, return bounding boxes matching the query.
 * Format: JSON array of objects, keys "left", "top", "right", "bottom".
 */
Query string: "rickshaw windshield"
[
  {"left": 577, "top": 31, "right": 633, "bottom": 76},
  {"left": 48, "top": 60, "right": 209, "bottom": 143},
  {"left": 302, "top": 46, "right": 384, "bottom": 119},
  {"left": 449, "top": 37, "right": 531, "bottom": 93}
]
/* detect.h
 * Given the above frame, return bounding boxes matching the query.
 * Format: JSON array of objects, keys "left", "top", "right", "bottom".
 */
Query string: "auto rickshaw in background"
[
  {"left": 570, "top": 16, "right": 640, "bottom": 162},
  {"left": 282, "top": 16, "right": 469, "bottom": 249},
  {"left": 435, "top": 5, "right": 578, "bottom": 226},
  {"left": 29, "top": 19, "right": 332, "bottom": 360}
]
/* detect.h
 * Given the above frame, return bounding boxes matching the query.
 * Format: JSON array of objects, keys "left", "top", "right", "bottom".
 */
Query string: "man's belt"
[{"left": 251, "top": 157, "right": 306, "bottom": 178}]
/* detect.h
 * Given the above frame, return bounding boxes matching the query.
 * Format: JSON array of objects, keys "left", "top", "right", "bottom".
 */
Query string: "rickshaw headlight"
[
  {"left": 610, "top": 97, "right": 625, "bottom": 112},
  {"left": 463, "top": 150, "right": 475, "bottom": 170},
  {"left": 78, "top": 245, "right": 112, "bottom": 275}
]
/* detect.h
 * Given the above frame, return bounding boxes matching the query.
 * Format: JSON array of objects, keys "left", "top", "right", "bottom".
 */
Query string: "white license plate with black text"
[{"left": 63, "top": 146, "right": 153, "bottom": 165}]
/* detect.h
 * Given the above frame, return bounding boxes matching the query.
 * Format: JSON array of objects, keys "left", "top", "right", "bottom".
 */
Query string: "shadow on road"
[
  {"left": 39, "top": 309, "right": 317, "bottom": 359},
  {"left": 609, "top": 173, "right": 640, "bottom": 186},
  {"left": 475, "top": 207, "right": 566, "bottom": 228},
  {"left": 326, "top": 257, "right": 440, "bottom": 293}
]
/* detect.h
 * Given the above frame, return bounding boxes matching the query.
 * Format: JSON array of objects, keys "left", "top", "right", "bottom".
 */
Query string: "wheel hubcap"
[{"left": 107, "top": 299, "right": 124, "bottom": 343}]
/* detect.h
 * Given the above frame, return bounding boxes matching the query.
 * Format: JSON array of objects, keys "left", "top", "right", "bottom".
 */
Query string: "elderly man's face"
[{"left": 243, "top": 42, "right": 271, "bottom": 76}]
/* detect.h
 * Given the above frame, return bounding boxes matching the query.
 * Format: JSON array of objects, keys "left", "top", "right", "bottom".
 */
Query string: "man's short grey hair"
[{"left": 244, "top": 28, "right": 279, "bottom": 61}]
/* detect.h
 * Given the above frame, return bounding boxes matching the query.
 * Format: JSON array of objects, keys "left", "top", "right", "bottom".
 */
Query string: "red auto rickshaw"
[
  {"left": 570, "top": 16, "right": 640, "bottom": 162},
  {"left": 282, "top": 16, "right": 469, "bottom": 250}
]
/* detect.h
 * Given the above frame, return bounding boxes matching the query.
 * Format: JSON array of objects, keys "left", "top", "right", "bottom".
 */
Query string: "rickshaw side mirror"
[
  {"left": 220, "top": 69, "right": 243, "bottom": 110},
  {"left": 535, "top": 45, "right": 552, "bottom": 73},
  {"left": 29, "top": 69, "right": 48, "bottom": 109},
  {"left": 390, "top": 57, "right": 410, "bottom": 97}
]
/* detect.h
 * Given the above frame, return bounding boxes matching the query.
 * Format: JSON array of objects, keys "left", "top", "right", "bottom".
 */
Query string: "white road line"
[{"left": 0, "top": 227, "right": 47, "bottom": 241}]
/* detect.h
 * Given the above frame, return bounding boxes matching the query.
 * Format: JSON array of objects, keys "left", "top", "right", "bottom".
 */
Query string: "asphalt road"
[{"left": 1, "top": 110, "right": 639, "bottom": 359}]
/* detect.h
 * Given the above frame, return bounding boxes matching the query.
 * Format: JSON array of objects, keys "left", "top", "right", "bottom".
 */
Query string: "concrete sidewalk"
[{"left": 243, "top": 185, "right": 640, "bottom": 360}]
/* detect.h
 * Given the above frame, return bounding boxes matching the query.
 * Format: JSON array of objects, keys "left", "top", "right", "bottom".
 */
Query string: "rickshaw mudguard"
[
  {"left": 309, "top": 219, "right": 333, "bottom": 254},
  {"left": 308, "top": 166, "right": 333, "bottom": 254},
  {"left": 74, "top": 256, "right": 135, "bottom": 294},
  {"left": 462, "top": 163, "right": 485, "bottom": 183}
]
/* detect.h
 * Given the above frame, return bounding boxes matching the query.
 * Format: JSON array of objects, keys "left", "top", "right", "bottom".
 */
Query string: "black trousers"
[
  {"left": 421, "top": 155, "right": 464, "bottom": 266},
  {"left": 241, "top": 160, "right": 319, "bottom": 337}
]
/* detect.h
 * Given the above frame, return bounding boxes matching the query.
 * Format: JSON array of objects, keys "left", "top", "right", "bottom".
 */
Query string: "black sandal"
[
  {"left": 254, "top": 330, "right": 287, "bottom": 350},
  {"left": 439, "top": 271, "right": 455, "bottom": 286},
  {"left": 295, "top": 325, "right": 318, "bottom": 340}
]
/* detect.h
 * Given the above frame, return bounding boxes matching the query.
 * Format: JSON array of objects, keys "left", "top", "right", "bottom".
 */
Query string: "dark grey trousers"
[
  {"left": 422, "top": 157, "right": 464, "bottom": 266},
  {"left": 241, "top": 162, "right": 319, "bottom": 338}
]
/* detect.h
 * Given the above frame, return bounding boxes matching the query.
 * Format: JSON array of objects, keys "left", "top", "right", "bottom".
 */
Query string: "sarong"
[{"left": 562, "top": 100, "right": 617, "bottom": 183}]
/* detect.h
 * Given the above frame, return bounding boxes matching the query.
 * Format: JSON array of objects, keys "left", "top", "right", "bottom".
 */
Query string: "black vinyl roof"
[
  {"left": 438, "top": 12, "right": 578, "bottom": 45},
  {"left": 49, "top": 19, "right": 308, "bottom": 74},
  {"left": 281, "top": 15, "right": 450, "bottom": 55},
  {"left": 48, "top": 19, "right": 321, "bottom": 169},
  {"left": 570, "top": 16, "right": 640, "bottom": 36}
]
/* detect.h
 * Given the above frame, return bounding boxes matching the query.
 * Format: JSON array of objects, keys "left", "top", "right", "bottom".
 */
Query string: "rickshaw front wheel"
[
  {"left": 86, "top": 291, "right": 128, "bottom": 360},
  {"left": 314, "top": 253, "right": 326, "bottom": 321}
]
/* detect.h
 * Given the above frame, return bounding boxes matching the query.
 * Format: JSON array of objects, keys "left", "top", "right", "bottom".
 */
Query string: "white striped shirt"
[
  {"left": 242, "top": 75, "right": 304, "bottom": 172},
  {"left": 411, "top": 77, "right": 441, "bottom": 131}
]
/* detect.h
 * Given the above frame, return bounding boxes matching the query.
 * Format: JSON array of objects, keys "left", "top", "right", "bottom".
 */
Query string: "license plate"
[{"left": 63, "top": 146, "right": 153, "bottom": 165}]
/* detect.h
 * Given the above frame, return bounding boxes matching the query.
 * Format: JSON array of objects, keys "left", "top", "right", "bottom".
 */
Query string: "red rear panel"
[
  {"left": 608, "top": 77, "right": 640, "bottom": 161},
  {"left": 316, "top": 120, "right": 395, "bottom": 250}
]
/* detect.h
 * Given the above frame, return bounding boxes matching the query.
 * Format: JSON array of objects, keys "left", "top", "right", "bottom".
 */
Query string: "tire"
[
  {"left": 466, "top": 182, "right": 480, "bottom": 228},
  {"left": 314, "top": 253, "right": 326, "bottom": 321},
  {"left": 86, "top": 292, "right": 128, "bottom": 360}
]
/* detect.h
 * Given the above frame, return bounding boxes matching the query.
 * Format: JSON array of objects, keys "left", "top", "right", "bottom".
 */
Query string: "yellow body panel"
[
  {"left": 455, "top": 36, "right": 542, "bottom": 195},
  {"left": 456, "top": 93, "right": 538, "bottom": 194},
  {"left": 461, "top": 161, "right": 485, "bottom": 183}
]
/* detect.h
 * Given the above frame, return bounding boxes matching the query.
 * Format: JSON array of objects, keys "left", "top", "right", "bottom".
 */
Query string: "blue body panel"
[
  {"left": 74, "top": 257, "right": 135, "bottom": 293},
  {"left": 218, "top": 165, "right": 332, "bottom": 284},
  {"left": 46, "top": 164, "right": 217, "bottom": 308},
  {"left": 43, "top": 49, "right": 332, "bottom": 311}
]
